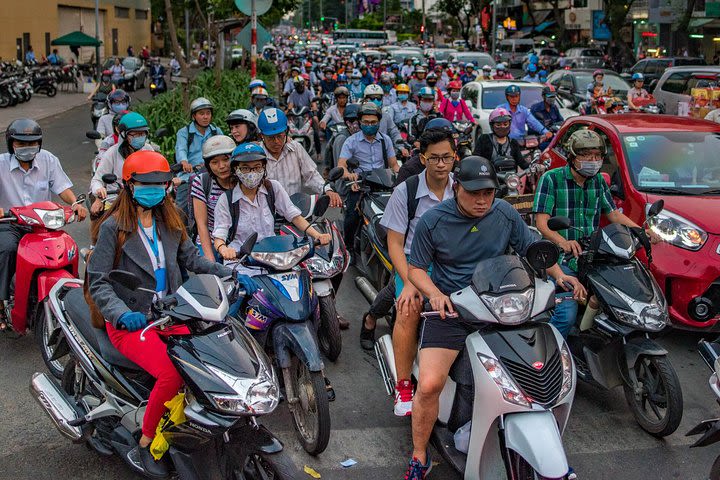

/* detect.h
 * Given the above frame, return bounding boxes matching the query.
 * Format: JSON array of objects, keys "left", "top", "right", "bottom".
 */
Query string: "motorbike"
[
  {"left": 234, "top": 228, "right": 333, "bottom": 455},
  {"left": 287, "top": 106, "right": 314, "bottom": 153},
  {"left": 31, "top": 69, "right": 58, "bottom": 97},
  {"left": 629, "top": 94, "right": 662, "bottom": 114},
  {"left": 452, "top": 121, "right": 474, "bottom": 159},
  {"left": 687, "top": 339, "right": 720, "bottom": 479},
  {"left": 375, "top": 240, "right": 576, "bottom": 479},
  {"left": 494, "top": 154, "right": 545, "bottom": 226},
  {"left": 31, "top": 241, "right": 300, "bottom": 479},
  {"left": 91, "top": 93, "right": 109, "bottom": 130},
  {"left": 283, "top": 185, "right": 348, "bottom": 362},
  {"left": 16, "top": 75, "right": 33, "bottom": 102},
  {"left": 0, "top": 77, "right": 21, "bottom": 107},
  {"left": 547, "top": 200, "right": 684, "bottom": 437},
  {"left": 150, "top": 73, "right": 167, "bottom": 97},
  {"left": 1, "top": 196, "right": 86, "bottom": 379}
]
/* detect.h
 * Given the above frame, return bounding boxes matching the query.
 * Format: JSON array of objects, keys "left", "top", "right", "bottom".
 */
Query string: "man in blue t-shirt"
[{"left": 401, "top": 155, "right": 585, "bottom": 479}]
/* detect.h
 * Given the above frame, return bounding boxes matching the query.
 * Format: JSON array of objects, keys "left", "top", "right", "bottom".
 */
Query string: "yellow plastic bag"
[{"left": 149, "top": 392, "right": 187, "bottom": 460}]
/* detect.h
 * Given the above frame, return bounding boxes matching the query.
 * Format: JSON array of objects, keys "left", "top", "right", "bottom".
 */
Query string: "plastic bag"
[
  {"left": 453, "top": 420, "right": 471, "bottom": 454},
  {"left": 150, "top": 392, "right": 187, "bottom": 460}
]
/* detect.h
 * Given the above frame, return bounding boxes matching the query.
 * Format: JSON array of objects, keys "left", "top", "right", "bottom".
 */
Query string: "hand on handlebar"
[
  {"left": 558, "top": 275, "right": 586, "bottom": 302},
  {"left": 95, "top": 187, "right": 107, "bottom": 200},
  {"left": 326, "top": 190, "right": 343, "bottom": 208},
  {"left": 181, "top": 160, "right": 193, "bottom": 173},
  {"left": 315, "top": 233, "right": 332, "bottom": 245},
  {"left": 236, "top": 274, "right": 259, "bottom": 296},
  {"left": 646, "top": 228, "right": 662, "bottom": 245},
  {"left": 428, "top": 293, "right": 455, "bottom": 319},
  {"left": 559, "top": 239, "right": 583, "bottom": 258},
  {"left": 543, "top": 131, "right": 553, "bottom": 141},
  {"left": 219, "top": 245, "right": 237, "bottom": 260},
  {"left": 72, "top": 203, "right": 88, "bottom": 222},
  {"left": 90, "top": 198, "right": 103, "bottom": 215},
  {"left": 117, "top": 311, "right": 147, "bottom": 332}
]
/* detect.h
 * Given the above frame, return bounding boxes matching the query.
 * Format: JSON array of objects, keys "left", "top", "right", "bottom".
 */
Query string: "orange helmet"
[{"left": 122, "top": 150, "right": 172, "bottom": 183}]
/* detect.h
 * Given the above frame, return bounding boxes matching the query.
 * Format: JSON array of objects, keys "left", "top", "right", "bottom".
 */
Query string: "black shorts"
[{"left": 419, "top": 315, "right": 474, "bottom": 351}]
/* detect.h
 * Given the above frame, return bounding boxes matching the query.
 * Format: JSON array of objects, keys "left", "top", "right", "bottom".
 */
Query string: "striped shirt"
[
  {"left": 263, "top": 139, "right": 327, "bottom": 196},
  {"left": 190, "top": 174, "right": 227, "bottom": 232}
]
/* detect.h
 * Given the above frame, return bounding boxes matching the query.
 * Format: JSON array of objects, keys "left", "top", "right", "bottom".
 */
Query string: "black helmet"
[
  {"left": 6, "top": 118, "right": 42, "bottom": 154},
  {"left": 424, "top": 117, "right": 456, "bottom": 134},
  {"left": 456, "top": 156, "right": 499, "bottom": 191},
  {"left": 344, "top": 103, "right": 361, "bottom": 121},
  {"left": 358, "top": 102, "right": 382, "bottom": 120}
]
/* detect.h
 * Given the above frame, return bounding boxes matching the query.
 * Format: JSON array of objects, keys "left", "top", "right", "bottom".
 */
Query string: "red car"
[{"left": 544, "top": 114, "right": 720, "bottom": 330}]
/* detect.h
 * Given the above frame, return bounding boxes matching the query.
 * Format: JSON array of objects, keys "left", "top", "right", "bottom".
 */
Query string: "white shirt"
[
  {"left": 263, "top": 139, "right": 328, "bottom": 196},
  {"left": 90, "top": 142, "right": 154, "bottom": 195},
  {"left": 0, "top": 150, "right": 73, "bottom": 211},
  {"left": 706, "top": 108, "right": 720, "bottom": 124},
  {"left": 97, "top": 113, "right": 115, "bottom": 138},
  {"left": 380, "top": 172, "right": 454, "bottom": 254},
  {"left": 138, "top": 224, "right": 167, "bottom": 298}
]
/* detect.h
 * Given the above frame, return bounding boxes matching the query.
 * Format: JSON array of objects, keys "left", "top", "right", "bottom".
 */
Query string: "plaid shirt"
[{"left": 533, "top": 165, "right": 616, "bottom": 243}]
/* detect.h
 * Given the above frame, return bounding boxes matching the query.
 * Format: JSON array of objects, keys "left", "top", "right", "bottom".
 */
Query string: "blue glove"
[
  {"left": 117, "top": 311, "right": 148, "bottom": 332},
  {"left": 236, "top": 274, "right": 259, "bottom": 296}
]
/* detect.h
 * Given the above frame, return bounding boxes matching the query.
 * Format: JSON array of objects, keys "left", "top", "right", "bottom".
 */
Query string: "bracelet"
[{"left": 216, "top": 244, "right": 226, "bottom": 252}]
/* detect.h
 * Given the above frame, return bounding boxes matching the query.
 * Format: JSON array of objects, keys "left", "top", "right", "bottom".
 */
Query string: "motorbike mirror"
[
  {"left": 463, "top": 125, "right": 473, "bottom": 135},
  {"left": 313, "top": 194, "right": 331, "bottom": 217},
  {"left": 346, "top": 158, "right": 360, "bottom": 170},
  {"left": 648, "top": 199, "right": 664, "bottom": 218},
  {"left": 86, "top": 130, "right": 102, "bottom": 140},
  {"left": 526, "top": 240, "right": 560, "bottom": 272},
  {"left": 328, "top": 167, "right": 345, "bottom": 182},
  {"left": 240, "top": 232, "right": 258, "bottom": 257},
  {"left": 547, "top": 216, "right": 572, "bottom": 232},
  {"left": 154, "top": 127, "right": 169, "bottom": 138},
  {"left": 108, "top": 270, "right": 142, "bottom": 290},
  {"left": 101, "top": 173, "right": 117, "bottom": 185}
]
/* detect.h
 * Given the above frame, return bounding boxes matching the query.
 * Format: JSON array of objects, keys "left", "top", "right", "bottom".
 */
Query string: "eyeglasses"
[
  {"left": 236, "top": 165, "right": 265, "bottom": 174},
  {"left": 264, "top": 132, "right": 286, "bottom": 143},
  {"left": 360, "top": 120, "right": 379, "bottom": 126},
  {"left": 422, "top": 154, "right": 455, "bottom": 165},
  {"left": 367, "top": 96, "right": 382, "bottom": 101}
]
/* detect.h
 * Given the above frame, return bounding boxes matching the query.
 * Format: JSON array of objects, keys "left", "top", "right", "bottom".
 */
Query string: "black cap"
[{"left": 456, "top": 156, "right": 499, "bottom": 191}]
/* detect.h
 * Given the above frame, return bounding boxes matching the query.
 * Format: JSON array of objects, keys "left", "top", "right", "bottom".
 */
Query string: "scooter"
[
  {"left": 31, "top": 68, "right": 58, "bottom": 97},
  {"left": 687, "top": 339, "right": 720, "bottom": 479},
  {"left": 150, "top": 73, "right": 167, "bottom": 97},
  {"left": 1, "top": 195, "right": 86, "bottom": 379},
  {"left": 494, "top": 154, "right": 546, "bottom": 225},
  {"left": 91, "top": 93, "right": 109, "bottom": 129},
  {"left": 452, "top": 121, "right": 474, "bottom": 159},
  {"left": 375, "top": 240, "right": 576, "bottom": 479},
  {"left": 547, "top": 200, "right": 683, "bottom": 437},
  {"left": 287, "top": 106, "right": 314, "bottom": 153},
  {"left": 234, "top": 225, "right": 333, "bottom": 455},
  {"left": 31, "top": 239, "right": 299, "bottom": 479}
]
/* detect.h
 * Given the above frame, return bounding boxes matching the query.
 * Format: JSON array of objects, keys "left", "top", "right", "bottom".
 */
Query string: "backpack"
[
  {"left": 403, "top": 174, "right": 421, "bottom": 246},
  {"left": 186, "top": 171, "right": 214, "bottom": 239},
  {"left": 225, "top": 179, "right": 276, "bottom": 245},
  {"left": 185, "top": 123, "right": 219, "bottom": 153}
]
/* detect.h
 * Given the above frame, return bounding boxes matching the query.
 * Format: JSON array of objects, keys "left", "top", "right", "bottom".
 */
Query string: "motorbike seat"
[{"left": 63, "top": 288, "right": 142, "bottom": 371}]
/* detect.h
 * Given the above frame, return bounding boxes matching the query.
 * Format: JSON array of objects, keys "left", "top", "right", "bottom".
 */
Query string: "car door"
[
  {"left": 655, "top": 71, "right": 692, "bottom": 115},
  {"left": 557, "top": 74, "right": 577, "bottom": 107}
]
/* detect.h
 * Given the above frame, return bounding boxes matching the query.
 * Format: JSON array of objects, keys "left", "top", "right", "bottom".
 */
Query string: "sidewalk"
[{"left": 0, "top": 92, "right": 88, "bottom": 132}]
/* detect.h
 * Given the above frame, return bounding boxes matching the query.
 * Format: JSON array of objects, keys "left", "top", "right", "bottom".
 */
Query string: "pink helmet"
[{"left": 489, "top": 107, "right": 512, "bottom": 124}]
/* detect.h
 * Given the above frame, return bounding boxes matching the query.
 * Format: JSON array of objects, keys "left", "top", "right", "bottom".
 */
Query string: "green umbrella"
[{"left": 51, "top": 31, "right": 102, "bottom": 47}]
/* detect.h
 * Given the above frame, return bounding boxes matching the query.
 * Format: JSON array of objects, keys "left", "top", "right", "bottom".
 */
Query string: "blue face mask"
[
  {"left": 371, "top": 99, "right": 383, "bottom": 108},
  {"left": 398, "top": 94, "right": 409, "bottom": 101},
  {"left": 360, "top": 124, "right": 379, "bottom": 136},
  {"left": 129, "top": 134, "right": 147, "bottom": 150},
  {"left": 382, "top": 84, "right": 392, "bottom": 92},
  {"left": 111, "top": 102, "right": 128, "bottom": 114},
  {"left": 133, "top": 185, "right": 166, "bottom": 208}
]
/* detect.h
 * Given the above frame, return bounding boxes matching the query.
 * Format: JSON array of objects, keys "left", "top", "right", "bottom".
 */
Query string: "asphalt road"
[{"left": 2, "top": 89, "right": 720, "bottom": 480}]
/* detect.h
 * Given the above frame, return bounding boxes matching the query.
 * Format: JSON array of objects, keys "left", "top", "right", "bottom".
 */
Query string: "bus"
[{"left": 332, "top": 29, "right": 397, "bottom": 46}]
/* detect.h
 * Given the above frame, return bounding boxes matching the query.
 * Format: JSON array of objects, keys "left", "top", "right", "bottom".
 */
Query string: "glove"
[
  {"left": 117, "top": 311, "right": 148, "bottom": 332},
  {"left": 236, "top": 274, "right": 259, "bottom": 296}
]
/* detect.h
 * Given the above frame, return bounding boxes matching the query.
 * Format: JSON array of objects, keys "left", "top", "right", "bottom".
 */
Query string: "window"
[
  {"left": 675, "top": 58, "right": 706, "bottom": 66},
  {"left": 115, "top": 6, "right": 129, "bottom": 18},
  {"left": 135, "top": 9, "right": 148, "bottom": 20},
  {"left": 573, "top": 0, "right": 588, "bottom": 7},
  {"left": 645, "top": 60, "right": 671, "bottom": 74},
  {"left": 632, "top": 60, "right": 647, "bottom": 73},
  {"left": 560, "top": 74, "right": 574, "bottom": 90},
  {"left": 660, "top": 72, "right": 691, "bottom": 94},
  {"left": 594, "top": 129, "right": 619, "bottom": 179}
]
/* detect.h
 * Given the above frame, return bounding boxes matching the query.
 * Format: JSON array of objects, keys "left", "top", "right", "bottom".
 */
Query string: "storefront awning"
[
  {"left": 690, "top": 18, "right": 715, "bottom": 28},
  {"left": 51, "top": 31, "right": 102, "bottom": 47},
  {"left": 535, "top": 20, "right": 556, "bottom": 33}
]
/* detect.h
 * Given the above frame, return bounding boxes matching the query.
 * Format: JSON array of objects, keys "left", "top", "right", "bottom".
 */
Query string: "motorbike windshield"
[
  {"left": 365, "top": 168, "right": 395, "bottom": 190},
  {"left": 472, "top": 255, "right": 533, "bottom": 295}
]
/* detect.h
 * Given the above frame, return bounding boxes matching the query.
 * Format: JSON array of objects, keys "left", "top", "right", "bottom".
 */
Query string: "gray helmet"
[
  {"left": 226, "top": 109, "right": 257, "bottom": 126},
  {"left": 358, "top": 102, "right": 382, "bottom": 120},
  {"left": 202, "top": 135, "right": 236, "bottom": 161},
  {"left": 6, "top": 118, "right": 42, "bottom": 154},
  {"left": 565, "top": 129, "right": 606, "bottom": 158},
  {"left": 334, "top": 86, "right": 350, "bottom": 97},
  {"left": 190, "top": 97, "right": 213, "bottom": 115}
]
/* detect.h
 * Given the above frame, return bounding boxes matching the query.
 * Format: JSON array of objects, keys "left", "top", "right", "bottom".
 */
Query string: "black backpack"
[
  {"left": 186, "top": 171, "right": 214, "bottom": 239},
  {"left": 403, "top": 174, "right": 421, "bottom": 244},
  {"left": 224, "top": 179, "right": 276, "bottom": 245},
  {"left": 185, "top": 123, "right": 219, "bottom": 152}
]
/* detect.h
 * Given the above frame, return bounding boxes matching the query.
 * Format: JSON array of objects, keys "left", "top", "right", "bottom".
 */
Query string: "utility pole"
[
  {"left": 251, "top": 0, "right": 257, "bottom": 77},
  {"left": 185, "top": 7, "right": 190, "bottom": 60},
  {"left": 491, "top": 0, "right": 497, "bottom": 58},
  {"left": 345, "top": 0, "right": 349, "bottom": 27},
  {"left": 308, "top": 0, "right": 312, "bottom": 30},
  {"left": 383, "top": 0, "right": 387, "bottom": 30},
  {"left": 94, "top": 0, "right": 100, "bottom": 81},
  {"left": 422, "top": 0, "right": 426, "bottom": 43}
]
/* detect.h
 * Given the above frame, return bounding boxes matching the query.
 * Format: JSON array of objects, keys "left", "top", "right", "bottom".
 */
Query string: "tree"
[
  {"left": 674, "top": 0, "right": 698, "bottom": 54},
  {"left": 603, "top": 0, "right": 635, "bottom": 64},
  {"left": 547, "top": 0, "right": 567, "bottom": 46}
]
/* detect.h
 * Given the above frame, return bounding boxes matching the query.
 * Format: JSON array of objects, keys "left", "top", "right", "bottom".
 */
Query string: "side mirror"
[
  {"left": 101, "top": 173, "right": 117, "bottom": 185},
  {"left": 240, "top": 232, "right": 258, "bottom": 257},
  {"left": 346, "top": 158, "right": 360, "bottom": 169},
  {"left": 547, "top": 216, "right": 572, "bottom": 232},
  {"left": 526, "top": 240, "right": 560, "bottom": 273},
  {"left": 154, "top": 127, "right": 169, "bottom": 138},
  {"left": 313, "top": 194, "right": 331, "bottom": 217},
  {"left": 108, "top": 270, "right": 142, "bottom": 290},
  {"left": 86, "top": 130, "right": 102, "bottom": 140},
  {"left": 648, "top": 199, "right": 664, "bottom": 218},
  {"left": 328, "top": 167, "right": 345, "bottom": 182}
]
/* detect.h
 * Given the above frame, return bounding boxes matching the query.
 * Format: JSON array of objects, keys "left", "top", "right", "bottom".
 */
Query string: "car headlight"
[
  {"left": 647, "top": 208, "right": 707, "bottom": 251},
  {"left": 610, "top": 286, "right": 668, "bottom": 331},
  {"left": 478, "top": 354, "right": 530, "bottom": 407},
  {"left": 481, "top": 290, "right": 534, "bottom": 325},
  {"left": 207, "top": 364, "right": 279, "bottom": 415},
  {"left": 558, "top": 342, "right": 574, "bottom": 402},
  {"left": 250, "top": 244, "right": 310, "bottom": 270},
  {"left": 34, "top": 208, "right": 65, "bottom": 229}
]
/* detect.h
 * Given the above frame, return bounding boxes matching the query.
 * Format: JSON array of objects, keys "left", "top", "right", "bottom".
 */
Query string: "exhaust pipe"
[
  {"left": 374, "top": 334, "right": 398, "bottom": 396},
  {"left": 30, "top": 372, "right": 83, "bottom": 441},
  {"left": 355, "top": 276, "right": 378, "bottom": 305}
]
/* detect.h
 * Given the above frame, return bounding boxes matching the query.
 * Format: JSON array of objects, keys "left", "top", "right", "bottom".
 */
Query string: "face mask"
[
  {"left": 398, "top": 94, "right": 409, "bottom": 101},
  {"left": 427, "top": 80, "right": 437, "bottom": 87},
  {"left": 111, "top": 102, "right": 128, "bottom": 114},
  {"left": 576, "top": 160, "right": 603, "bottom": 177},
  {"left": 236, "top": 169, "right": 265, "bottom": 189},
  {"left": 253, "top": 99, "right": 266, "bottom": 109},
  {"left": 133, "top": 185, "right": 166, "bottom": 208},
  {"left": 420, "top": 101, "right": 433, "bottom": 112},
  {"left": 371, "top": 99, "right": 383, "bottom": 108},
  {"left": 382, "top": 84, "right": 392, "bottom": 92},
  {"left": 129, "top": 135, "right": 147, "bottom": 150},
  {"left": 14, "top": 145, "right": 40, "bottom": 162},
  {"left": 492, "top": 125, "right": 511, "bottom": 138},
  {"left": 450, "top": 91, "right": 460, "bottom": 100},
  {"left": 352, "top": 79, "right": 361, "bottom": 86},
  {"left": 360, "top": 124, "right": 379, "bottom": 136}
]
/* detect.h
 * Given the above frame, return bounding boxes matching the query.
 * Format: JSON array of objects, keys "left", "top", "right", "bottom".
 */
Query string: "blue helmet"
[
  {"left": 337, "top": 73, "right": 348, "bottom": 83},
  {"left": 249, "top": 79, "right": 266, "bottom": 91},
  {"left": 631, "top": 72, "right": 644, "bottom": 82},
  {"left": 538, "top": 69, "right": 548, "bottom": 78},
  {"left": 418, "top": 86, "right": 435, "bottom": 99},
  {"left": 505, "top": 85, "right": 521, "bottom": 96},
  {"left": 231, "top": 142, "right": 267, "bottom": 164},
  {"left": 257, "top": 108, "right": 288, "bottom": 136},
  {"left": 527, "top": 63, "right": 537, "bottom": 73}
]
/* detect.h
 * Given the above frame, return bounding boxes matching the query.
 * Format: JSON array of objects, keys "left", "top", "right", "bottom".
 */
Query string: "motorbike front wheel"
[
  {"left": 317, "top": 295, "right": 342, "bottom": 362},
  {"left": 46, "top": 85, "right": 57, "bottom": 97},
  {"left": 234, "top": 450, "right": 301, "bottom": 480},
  {"left": 623, "top": 355, "right": 683, "bottom": 437},
  {"left": 287, "top": 357, "right": 330, "bottom": 455},
  {"left": 35, "top": 302, "right": 65, "bottom": 379}
]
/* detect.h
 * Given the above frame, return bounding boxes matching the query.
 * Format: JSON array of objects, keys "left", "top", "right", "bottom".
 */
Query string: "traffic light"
[
  {"left": 321, "top": 16, "right": 325, "bottom": 21},
  {"left": 420, "top": 24, "right": 425, "bottom": 33}
]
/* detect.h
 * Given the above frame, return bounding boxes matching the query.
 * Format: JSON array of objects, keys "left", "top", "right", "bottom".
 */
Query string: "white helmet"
[
  {"left": 482, "top": 64, "right": 492, "bottom": 71},
  {"left": 364, "top": 84, "right": 384, "bottom": 97},
  {"left": 226, "top": 109, "right": 258, "bottom": 126},
  {"left": 202, "top": 135, "right": 236, "bottom": 160},
  {"left": 190, "top": 97, "right": 213, "bottom": 115}
]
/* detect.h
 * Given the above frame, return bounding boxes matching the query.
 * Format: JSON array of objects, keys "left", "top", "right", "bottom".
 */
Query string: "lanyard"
[{"left": 138, "top": 218, "right": 160, "bottom": 264}]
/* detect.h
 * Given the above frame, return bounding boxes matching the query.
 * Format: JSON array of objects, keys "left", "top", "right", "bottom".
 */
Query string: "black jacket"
[
  {"left": 473, "top": 134, "right": 529, "bottom": 170},
  {"left": 395, "top": 151, "right": 424, "bottom": 186}
]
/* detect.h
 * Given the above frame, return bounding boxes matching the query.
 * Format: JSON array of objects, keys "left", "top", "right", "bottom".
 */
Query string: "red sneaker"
[{"left": 394, "top": 379, "right": 414, "bottom": 417}]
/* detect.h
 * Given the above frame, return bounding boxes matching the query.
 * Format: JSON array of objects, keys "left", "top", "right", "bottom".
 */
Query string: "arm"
[
  {"left": 462, "top": 100, "right": 474, "bottom": 123},
  {"left": 524, "top": 107, "right": 548, "bottom": 136},
  {"left": 87, "top": 83, "right": 99, "bottom": 100},
  {"left": 90, "top": 150, "right": 115, "bottom": 195},
  {"left": 175, "top": 128, "right": 189, "bottom": 163},
  {"left": 87, "top": 221, "right": 131, "bottom": 327},
  {"left": 289, "top": 215, "right": 330, "bottom": 244},
  {"left": 606, "top": 209, "right": 640, "bottom": 228},
  {"left": 511, "top": 141, "right": 530, "bottom": 169},
  {"left": 211, "top": 192, "right": 233, "bottom": 257},
  {"left": 178, "top": 232, "right": 232, "bottom": 277},
  {"left": 192, "top": 197, "right": 215, "bottom": 261}
]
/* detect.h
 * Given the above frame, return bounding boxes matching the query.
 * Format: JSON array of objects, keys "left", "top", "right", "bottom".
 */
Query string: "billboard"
[{"left": 592, "top": 10, "right": 611, "bottom": 40}]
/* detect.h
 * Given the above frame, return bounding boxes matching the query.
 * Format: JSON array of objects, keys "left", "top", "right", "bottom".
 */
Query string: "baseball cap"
[{"left": 456, "top": 156, "right": 499, "bottom": 191}]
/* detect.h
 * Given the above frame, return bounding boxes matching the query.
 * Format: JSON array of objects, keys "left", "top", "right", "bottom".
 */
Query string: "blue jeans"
[{"left": 549, "top": 264, "right": 578, "bottom": 338}]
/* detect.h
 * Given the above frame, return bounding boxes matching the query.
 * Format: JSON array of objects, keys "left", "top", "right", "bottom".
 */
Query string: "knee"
[
  {"left": 416, "top": 372, "right": 446, "bottom": 398},
  {"left": 395, "top": 311, "right": 420, "bottom": 331}
]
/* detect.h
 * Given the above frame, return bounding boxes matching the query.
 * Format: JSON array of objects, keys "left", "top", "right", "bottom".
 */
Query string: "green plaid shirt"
[{"left": 533, "top": 165, "right": 616, "bottom": 243}]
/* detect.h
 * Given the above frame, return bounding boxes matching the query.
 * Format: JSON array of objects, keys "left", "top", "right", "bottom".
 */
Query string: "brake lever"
[{"left": 140, "top": 315, "right": 171, "bottom": 342}]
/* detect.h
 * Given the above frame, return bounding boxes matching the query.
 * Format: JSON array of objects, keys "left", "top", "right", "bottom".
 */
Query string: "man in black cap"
[{"left": 401, "top": 156, "right": 585, "bottom": 479}]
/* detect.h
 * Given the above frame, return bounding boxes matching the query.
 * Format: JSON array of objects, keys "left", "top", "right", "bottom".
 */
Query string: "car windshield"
[
  {"left": 581, "top": 49, "right": 603, "bottom": 57},
  {"left": 122, "top": 57, "right": 137, "bottom": 70},
  {"left": 481, "top": 87, "right": 542, "bottom": 109},
  {"left": 623, "top": 131, "right": 720, "bottom": 194},
  {"left": 575, "top": 73, "right": 630, "bottom": 92},
  {"left": 456, "top": 54, "right": 495, "bottom": 67},
  {"left": 540, "top": 49, "right": 558, "bottom": 56},
  {"left": 431, "top": 49, "right": 457, "bottom": 61}
]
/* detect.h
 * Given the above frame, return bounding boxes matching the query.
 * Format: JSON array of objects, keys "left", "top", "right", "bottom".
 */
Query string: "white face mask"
[
  {"left": 577, "top": 160, "right": 603, "bottom": 177},
  {"left": 420, "top": 101, "right": 433, "bottom": 112},
  {"left": 236, "top": 169, "right": 264, "bottom": 189}
]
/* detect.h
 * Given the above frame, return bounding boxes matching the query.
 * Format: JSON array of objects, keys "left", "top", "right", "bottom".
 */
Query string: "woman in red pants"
[{"left": 87, "top": 150, "right": 234, "bottom": 477}]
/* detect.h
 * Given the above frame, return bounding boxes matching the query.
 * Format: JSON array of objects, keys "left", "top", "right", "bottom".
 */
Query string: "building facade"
[{"left": 0, "top": 0, "right": 151, "bottom": 63}]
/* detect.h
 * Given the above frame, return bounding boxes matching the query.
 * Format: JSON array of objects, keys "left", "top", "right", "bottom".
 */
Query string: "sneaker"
[
  {"left": 394, "top": 379, "right": 414, "bottom": 417},
  {"left": 404, "top": 451, "right": 432, "bottom": 479},
  {"left": 127, "top": 444, "right": 168, "bottom": 478},
  {"left": 568, "top": 467, "right": 577, "bottom": 479},
  {"left": 360, "top": 313, "right": 376, "bottom": 350}
]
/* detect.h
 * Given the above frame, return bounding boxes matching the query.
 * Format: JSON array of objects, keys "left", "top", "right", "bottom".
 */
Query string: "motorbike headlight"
[
  {"left": 505, "top": 174, "right": 520, "bottom": 191},
  {"left": 305, "top": 255, "right": 342, "bottom": 278},
  {"left": 478, "top": 354, "right": 530, "bottom": 407},
  {"left": 610, "top": 286, "right": 668, "bottom": 331},
  {"left": 207, "top": 364, "right": 279, "bottom": 415},
  {"left": 250, "top": 244, "right": 310, "bottom": 270},
  {"left": 481, "top": 290, "right": 534, "bottom": 325},
  {"left": 150, "top": 83, "right": 156, "bottom": 88},
  {"left": 33, "top": 208, "right": 65, "bottom": 229},
  {"left": 646, "top": 208, "right": 707, "bottom": 251},
  {"left": 558, "top": 342, "right": 574, "bottom": 402}
]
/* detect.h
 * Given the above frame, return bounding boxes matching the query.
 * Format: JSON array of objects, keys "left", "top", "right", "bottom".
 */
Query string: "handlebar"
[{"left": 140, "top": 315, "right": 171, "bottom": 342}]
